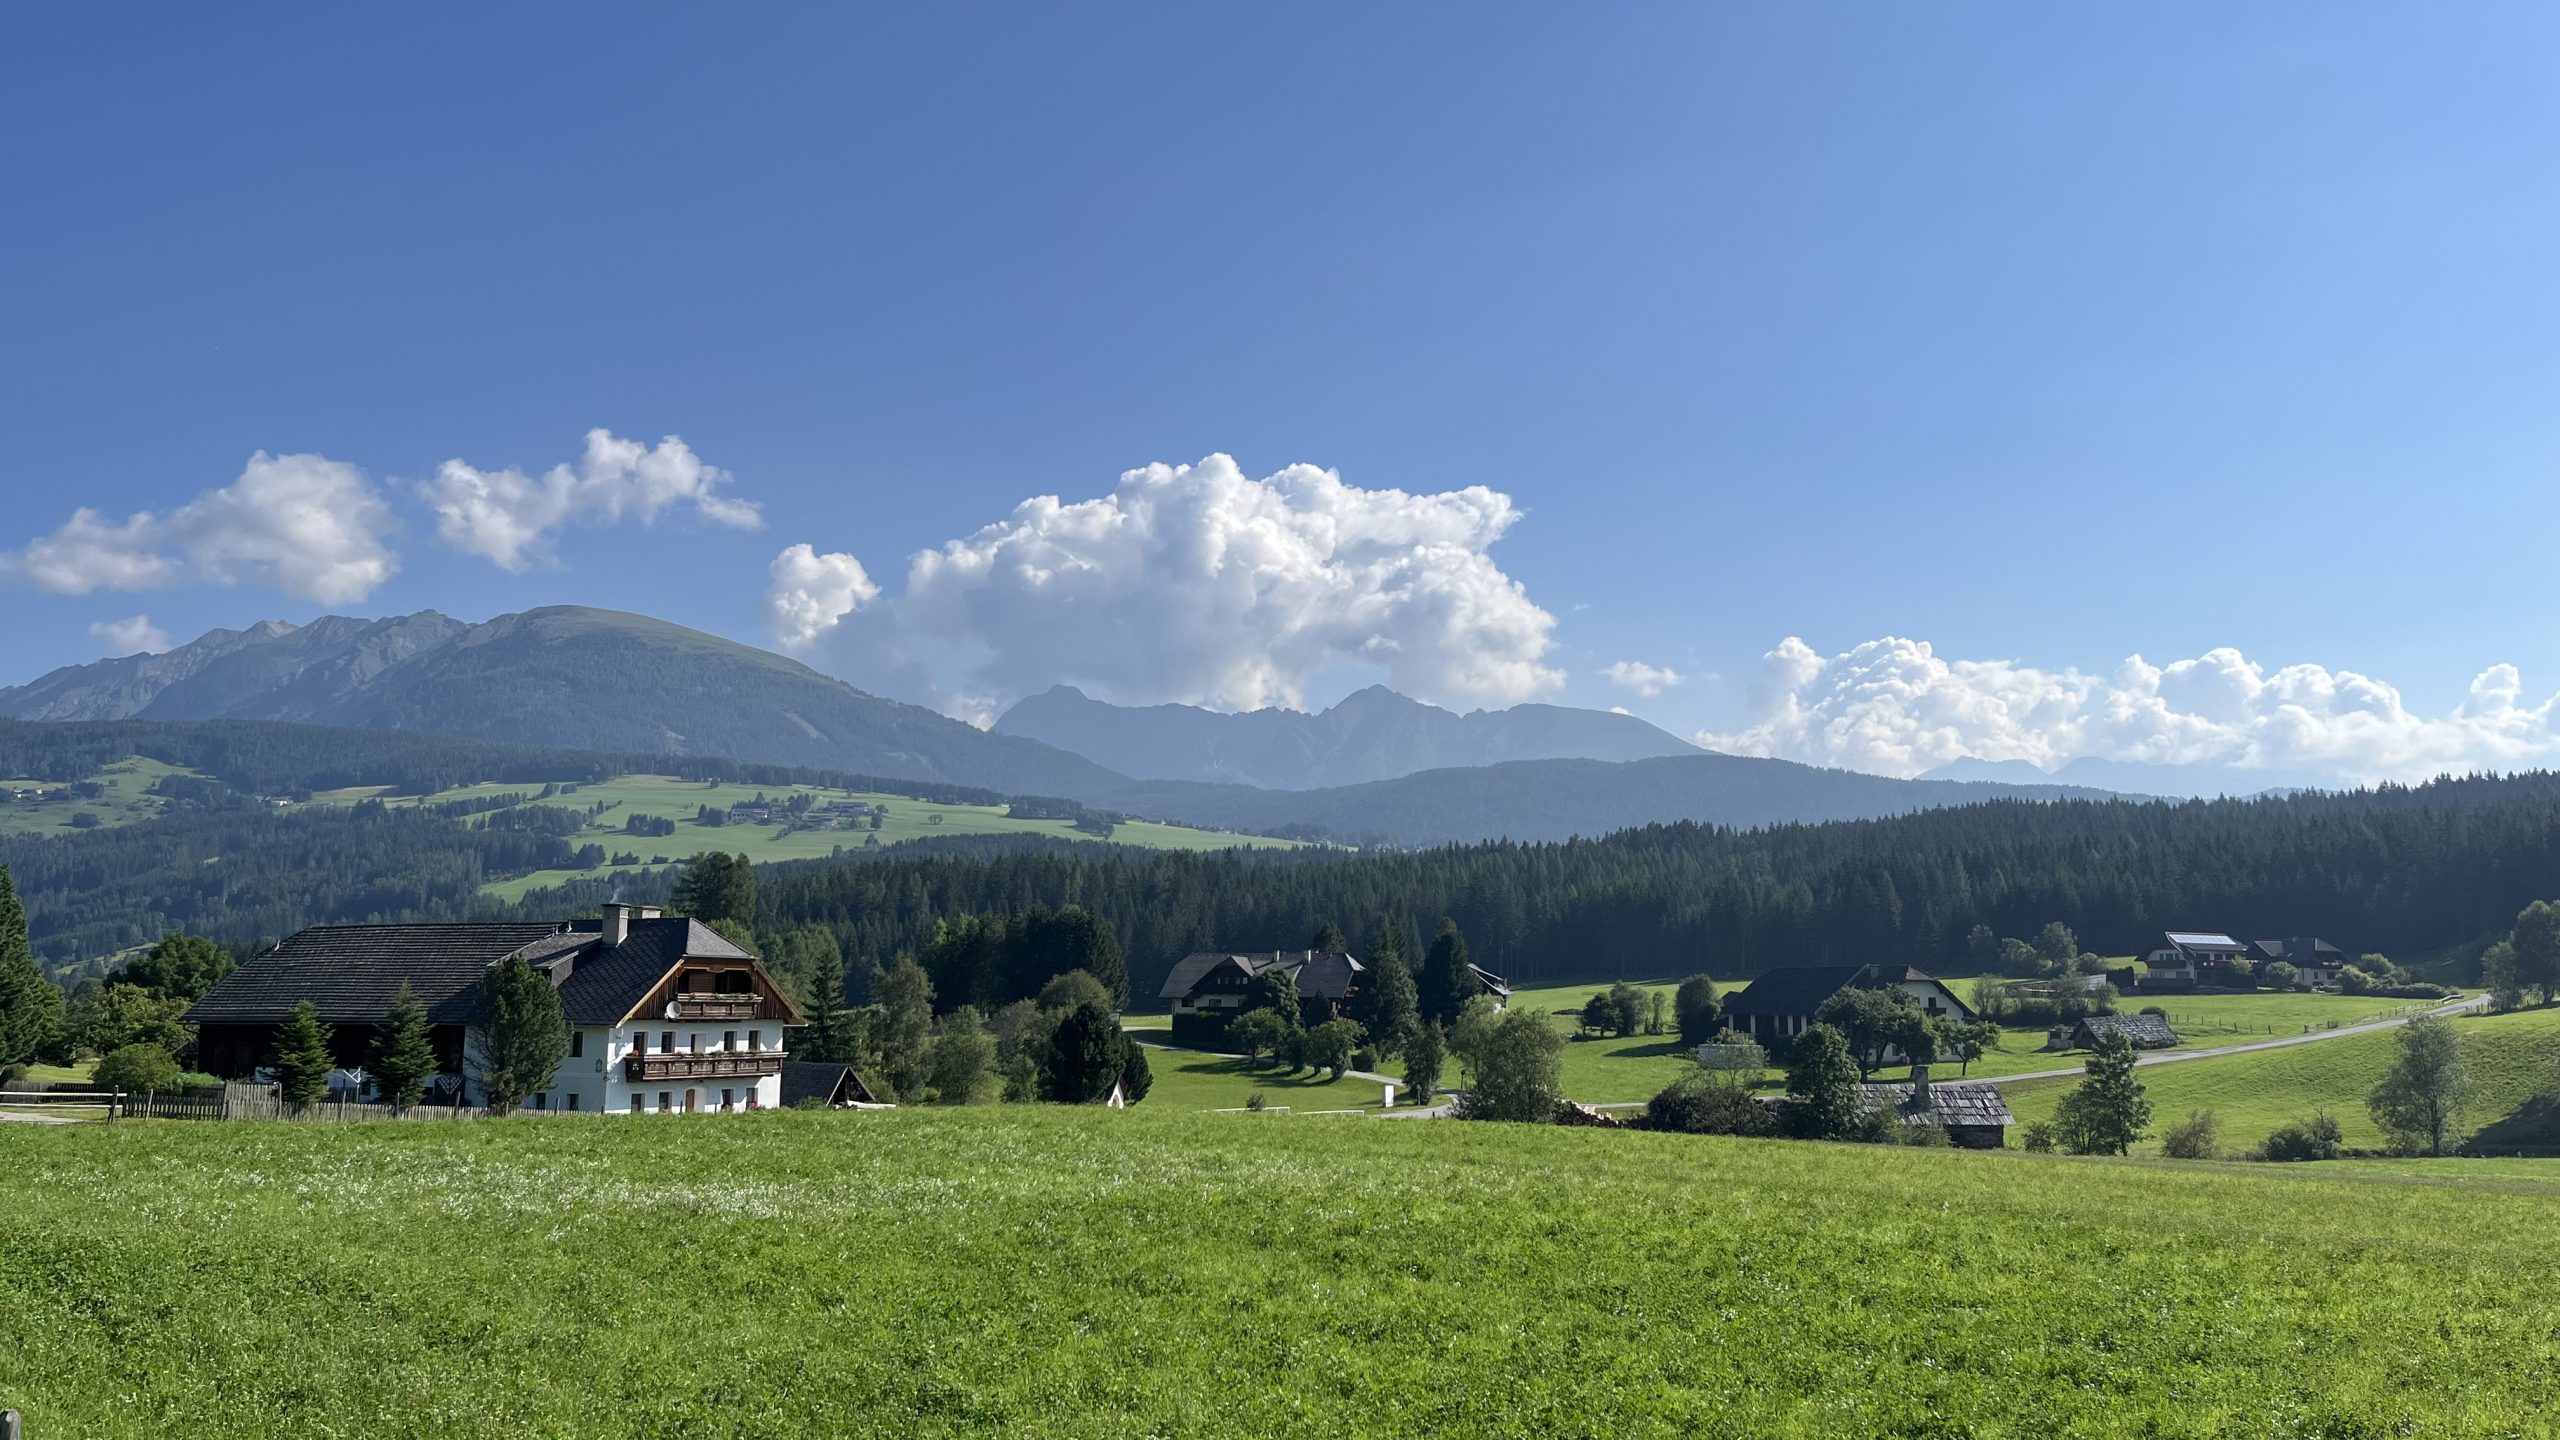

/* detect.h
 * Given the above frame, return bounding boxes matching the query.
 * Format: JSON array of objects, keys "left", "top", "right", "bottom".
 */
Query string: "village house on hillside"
[
  {"left": 1158, "top": 948, "right": 1511, "bottom": 1044},
  {"left": 187, "top": 903, "right": 802, "bottom": 1114},
  {"left": 1720, "top": 963, "right": 1974, "bottom": 1052}
]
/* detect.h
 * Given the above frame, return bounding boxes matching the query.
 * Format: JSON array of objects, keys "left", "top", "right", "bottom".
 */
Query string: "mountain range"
[
  {"left": 0, "top": 607, "right": 1123, "bottom": 798},
  {"left": 994, "top": 683, "right": 1699, "bottom": 789},
  {"left": 2, "top": 606, "right": 2138, "bottom": 843},
  {"left": 1917, "top": 756, "right": 2327, "bottom": 800}
]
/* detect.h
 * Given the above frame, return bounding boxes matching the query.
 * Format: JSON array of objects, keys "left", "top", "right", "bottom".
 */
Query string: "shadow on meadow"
[{"left": 2465, "top": 1095, "right": 2560, "bottom": 1155}]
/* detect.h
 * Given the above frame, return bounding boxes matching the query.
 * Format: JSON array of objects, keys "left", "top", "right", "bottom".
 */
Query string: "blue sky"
[{"left": 4, "top": 5, "right": 2556, "bottom": 781}]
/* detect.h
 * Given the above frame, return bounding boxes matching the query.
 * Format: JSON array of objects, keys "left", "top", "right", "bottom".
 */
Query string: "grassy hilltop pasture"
[
  {"left": 311, "top": 773, "right": 1306, "bottom": 900},
  {"left": 0, "top": 755, "right": 205, "bottom": 837},
  {"left": 6, "top": 1110, "right": 2560, "bottom": 1438}
]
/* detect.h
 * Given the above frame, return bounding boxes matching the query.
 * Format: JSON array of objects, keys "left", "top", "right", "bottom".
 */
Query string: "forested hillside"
[
  {"left": 544, "top": 772, "right": 2560, "bottom": 1004},
  {"left": 1102, "top": 751, "right": 2123, "bottom": 846}
]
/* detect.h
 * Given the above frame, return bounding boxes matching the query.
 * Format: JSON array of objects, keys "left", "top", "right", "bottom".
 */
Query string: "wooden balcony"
[
  {"left": 624, "top": 1052, "right": 785, "bottom": 1083},
  {"left": 665, "top": 995, "right": 763, "bottom": 1021}
]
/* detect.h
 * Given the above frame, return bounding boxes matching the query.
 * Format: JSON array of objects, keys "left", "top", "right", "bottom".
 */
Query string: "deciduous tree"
[
  {"left": 94, "top": 1042, "right": 182, "bottom": 1096},
  {"left": 926, "top": 1005, "right": 999, "bottom": 1105},
  {"left": 2055, "top": 1031, "right": 2150, "bottom": 1155},
  {"left": 1453, "top": 1009, "right": 1563, "bottom": 1123},
  {"left": 1673, "top": 974, "right": 1721, "bottom": 1045},
  {"left": 1783, "top": 1023, "right": 1863, "bottom": 1140},
  {"left": 1401, "top": 1019, "right": 1445, "bottom": 1107},
  {"left": 672, "top": 851, "right": 757, "bottom": 930},
  {"left": 2368, "top": 1015, "right": 2471, "bottom": 1157}
]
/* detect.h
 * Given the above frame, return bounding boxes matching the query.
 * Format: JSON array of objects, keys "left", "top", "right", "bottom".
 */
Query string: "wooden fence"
[{"left": 1, "top": 1083, "right": 488, "bottom": 1122}]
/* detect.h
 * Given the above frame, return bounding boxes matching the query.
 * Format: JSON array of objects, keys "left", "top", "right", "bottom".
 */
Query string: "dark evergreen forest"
[{"left": 551, "top": 773, "right": 2560, "bottom": 1004}]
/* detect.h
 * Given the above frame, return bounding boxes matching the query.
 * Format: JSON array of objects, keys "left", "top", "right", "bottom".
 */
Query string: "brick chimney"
[{"left": 1909, "top": 1063, "right": 1932, "bottom": 1107}]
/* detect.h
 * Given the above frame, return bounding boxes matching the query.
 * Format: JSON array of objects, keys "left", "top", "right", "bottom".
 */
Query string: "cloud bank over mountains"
[
  {"left": 767, "top": 453, "right": 1564, "bottom": 717},
  {"left": 1700, "top": 635, "right": 2560, "bottom": 785}
]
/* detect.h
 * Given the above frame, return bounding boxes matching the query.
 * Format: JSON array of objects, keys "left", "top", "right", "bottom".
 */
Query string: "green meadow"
[
  {"left": 6, "top": 1108, "right": 2560, "bottom": 1438},
  {"left": 309, "top": 773, "right": 1306, "bottom": 900},
  {"left": 0, "top": 756, "right": 204, "bottom": 837},
  {"left": 2004, "top": 1003, "right": 2560, "bottom": 1157}
]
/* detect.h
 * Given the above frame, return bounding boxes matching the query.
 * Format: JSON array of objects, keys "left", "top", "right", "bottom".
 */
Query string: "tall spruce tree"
[
  {"left": 371, "top": 982, "right": 438, "bottom": 1110},
  {"left": 1350, "top": 916, "right": 1419, "bottom": 1056},
  {"left": 1419, "top": 918, "right": 1476, "bottom": 1027},
  {"left": 272, "top": 1000, "right": 336, "bottom": 1110},
  {"left": 0, "top": 863, "right": 62, "bottom": 1069},
  {"left": 1043, "top": 1000, "right": 1127, "bottom": 1103},
  {"left": 470, "top": 957, "right": 568, "bottom": 1115},
  {"left": 878, "top": 954, "right": 936, "bottom": 1103}
]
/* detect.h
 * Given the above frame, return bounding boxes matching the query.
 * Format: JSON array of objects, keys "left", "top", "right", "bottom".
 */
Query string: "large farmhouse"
[
  {"left": 1158, "top": 948, "right": 1512, "bottom": 1045},
  {"left": 187, "top": 903, "right": 801, "bottom": 1113},
  {"left": 2252, "top": 936, "right": 2346, "bottom": 987},
  {"left": 1721, "top": 963, "right": 1974, "bottom": 1052},
  {"left": 2139, "top": 932, "right": 2252, "bottom": 988}
]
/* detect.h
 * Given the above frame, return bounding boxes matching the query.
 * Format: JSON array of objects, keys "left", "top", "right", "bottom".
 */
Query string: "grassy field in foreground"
[
  {"left": 7, "top": 1110, "right": 2560, "bottom": 1438},
  {"left": 2003, "top": 1004, "right": 2560, "bottom": 1157},
  {"left": 306, "top": 773, "right": 1306, "bottom": 900}
]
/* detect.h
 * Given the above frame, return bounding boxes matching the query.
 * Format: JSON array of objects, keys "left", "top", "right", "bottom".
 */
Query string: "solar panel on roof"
[{"left": 2165, "top": 931, "right": 2241, "bottom": 947}]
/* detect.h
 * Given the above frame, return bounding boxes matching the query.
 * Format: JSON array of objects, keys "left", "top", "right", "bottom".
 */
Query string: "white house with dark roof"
[
  {"left": 1720, "top": 963, "right": 1974, "bottom": 1051},
  {"left": 189, "top": 903, "right": 801, "bottom": 1113},
  {"left": 2139, "top": 931, "right": 2253, "bottom": 987}
]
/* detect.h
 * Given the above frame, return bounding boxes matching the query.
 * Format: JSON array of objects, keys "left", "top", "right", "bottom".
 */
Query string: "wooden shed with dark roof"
[
  {"left": 2069, "top": 1011, "right": 2180, "bottom": 1051},
  {"left": 1855, "top": 1070, "right": 2014, "bottom": 1149}
]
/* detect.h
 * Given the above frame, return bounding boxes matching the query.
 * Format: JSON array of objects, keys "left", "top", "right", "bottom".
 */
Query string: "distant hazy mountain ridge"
[
  {"left": 0, "top": 606, "right": 1122, "bottom": 797},
  {"left": 995, "top": 683, "right": 1701, "bottom": 789}
]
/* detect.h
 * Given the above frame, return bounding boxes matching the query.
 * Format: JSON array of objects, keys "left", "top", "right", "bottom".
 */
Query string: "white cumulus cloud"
[
  {"left": 6, "top": 452, "right": 399, "bottom": 604},
  {"left": 88, "top": 615, "right": 172, "bottom": 655},
  {"left": 802, "top": 453, "right": 1562, "bottom": 712},
  {"left": 763, "top": 544, "right": 880, "bottom": 651},
  {"left": 1604, "top": 660, "right": 1683, "bottom": 698},
  {"left": 424, "top": 429, "right": 761, "bottom": 571},
  {"left": 1698, "top": 634, "right": 2560, "bottom": 785}
]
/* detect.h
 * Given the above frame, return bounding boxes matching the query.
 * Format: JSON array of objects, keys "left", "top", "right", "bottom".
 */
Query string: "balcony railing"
[
  {"left": 624, "top": 1052, "right": 785, "bottom": 1083},
  {"left": 666, "top": 995, "right": 762, "bottom": 1021}
]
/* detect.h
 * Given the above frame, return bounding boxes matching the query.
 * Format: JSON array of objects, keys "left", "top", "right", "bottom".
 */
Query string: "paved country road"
[
  {"left": 1983, "top": 992, "right": 2491, "bottom": 1086},
  {"left": 0, "top": 1110, "right": 78, "bottom": 1124}
]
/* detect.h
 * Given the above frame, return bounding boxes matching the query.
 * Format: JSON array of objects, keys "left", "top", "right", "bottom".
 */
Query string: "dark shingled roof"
[
  {"left": 1158, "top": 950, "right": 1368, "bottom": 1001},
  {"left": 187, "top": 923, "right": 571, "bottom": 1026},
  {"left": 1858, "top": 1080, "right": 2014, "bottom": 1129},
  {"left": 2073, "top": 1011, "right": 2180, "bottom": 1049},
  {"left": 781, "top": 1061, "right": 879, "bottom": 1107},
  {"left": 552, "top": 917, "right": 764, "bottom": 1026},
  {"left": 188, "top": 916, "right": 783, "bottom": 1030},
  {"left": 1722, "top": 963, "right": 1956, "bottom": 1018}
]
